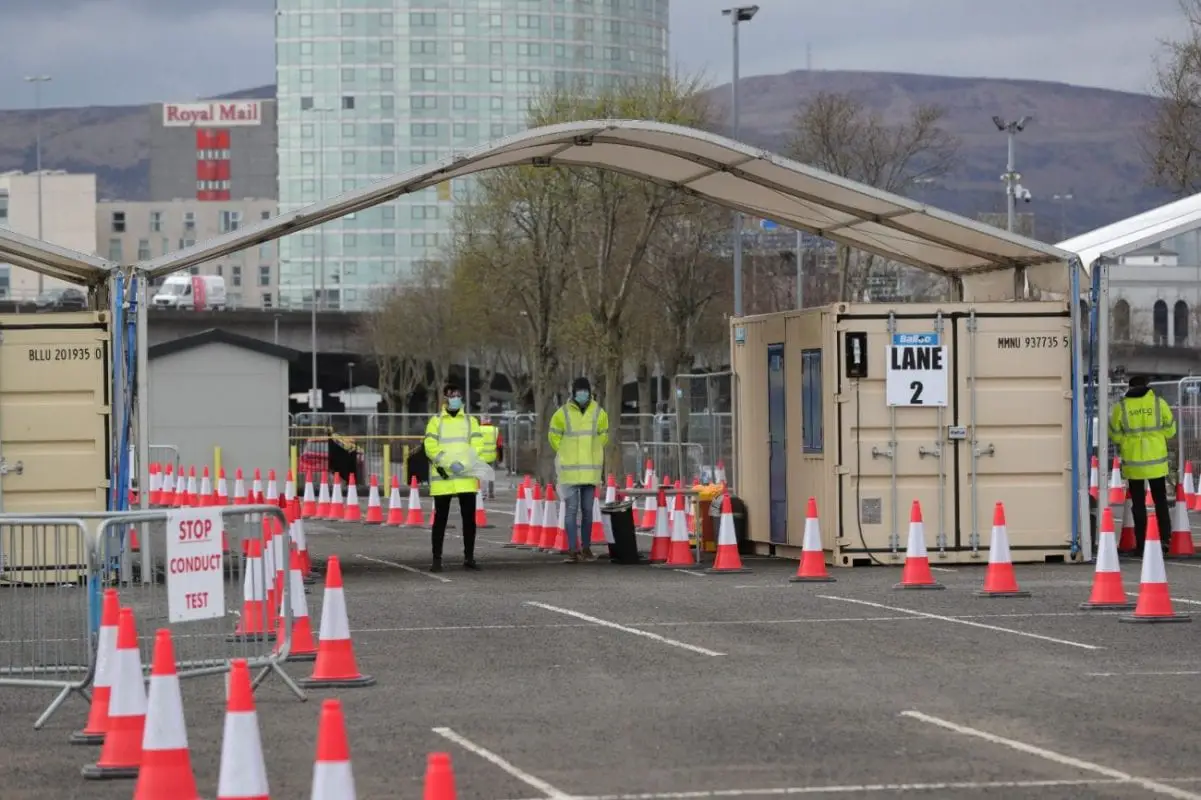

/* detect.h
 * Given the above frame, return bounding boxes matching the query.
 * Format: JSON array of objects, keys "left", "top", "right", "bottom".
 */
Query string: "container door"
[
  {"left": 767, "top": 343, "right": 787, "bottom": 544},
  {"left": 838, "top": 317, "right": 951, "bottom": 560},
  {"left": 955, "top": 311, "right": 1071, "bottom": 555},
  {"left": 0, "top": 313, "right": 110, "bottom": 583}
]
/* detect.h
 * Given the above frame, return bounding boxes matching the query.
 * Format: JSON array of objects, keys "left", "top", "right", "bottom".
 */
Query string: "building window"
[
  {"left": 219, "top": 210, "right": 242, "bottom": 233},
  {"left": 411, "top": 95, "right": 438, "bottom": 110},
  {"left": 381, "top": 96, "right": 394, "bottom": 111},
  {"left": 410, "top": 11, "right": 436, "bottom": 26},
  {"left": 380, "top": 67, "right": 394, "bottom": 83},
  {"left": 0, "top": 191, "right": 7, "bottom": 227},
  {"left": 342, "top": 68, "right": 355, "bottom": 83},
  {"left": 453, "top": 96, "right": 467, "bottom": 110},
  {"left": 300, "top": 96, "right": 313, "bottom": 111},
  {"left": 452, "top": 12, "right": 466, "bottom": 26},
  {"left": 342, "top": 96, "right": 355, "bottom": 110},
  {"left": 342, "top": 151, "right": 356, "bottom": 165},
  {"left": 259, "top": 265, "right": 271, "bottom": 287},
  {"left": 1154, "top": 299, "right": 1169, "bottom": 346},
  {"left": 262, "top": 292, "right": 274, "bottom": 308},
  {"left": 107, "top": 238, "right": 123, "bottom": 262},
  {"left": 261, "top": 210, "right": 271, "bottom": 220},
  {"left": 452, "top": 41, "right": 466, "bottom": 55},
  {"left": 412, "top": 205, "right": 439, "bottom": 220},
  {"left": 189, "top": 266, "right": 200, "bottom": 276},
  {"left": 111, "top": 211, "right": 126, "bottom": 233},
  {"left": 410, "top": 123, "right": 438, "bottom": 137},
  {"left": 1176, "top": 300, "right": 1190, "bottom": 346},
  {"left": 183, "top": 212, "right": 195, "bottom": 231},
  {"left": 491, "top": 42, "right": 504, "bottom": 57},
  {"left": 231, "top": 265, "right": 242, "bottom": 287},
  {"left": 137, "top": 239, "right": 151, "bottom": 260},
  {"left": 340, "top": 12, "right": 354, "bottom": 27},
  {"left": 801, "top": 348, "right": 823, "bottom": 454},
  {"left": 379, "top": 12, "right": 393, "bottom": 28},
  {"left": 215, "top": 264, "right": 224, "bottom": 276},
  {"left": 341, "top": 41, "right": 355, "bottom": 56},
  {"left": 411, "top": 40, "right": 438, "bottom": 55},
  {"left": 149, "top": 211, "right": 162, "bottom": 232},
  {"left": 381, "top": 40, "right": 394, "bottom": 56},
  {"left": 411, "top": 67, "right": 437, "bottom": 83},
  {"left": 516, "top": 14, "right": 540, "bottom": 29},
  {"left": 490, "top": 69, "right": 504, "bottom": 83},
  {"left": 490, "top": 97, "right": 504, "bottom": 111}
]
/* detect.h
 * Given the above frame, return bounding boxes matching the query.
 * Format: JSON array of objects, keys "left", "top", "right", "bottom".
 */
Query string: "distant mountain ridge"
[{"left": 0, "top": 72, "right": 1170, "bottom": 239}]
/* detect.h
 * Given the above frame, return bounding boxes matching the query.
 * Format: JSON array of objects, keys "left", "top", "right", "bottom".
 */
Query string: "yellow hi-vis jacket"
[
  {"left": 478, "top": 425, "right": 499, "bottom": 464},
  {"left": 548, "top": 400, "right": 609, "bottom": 486},
  {"left": 423, "top": 408, "right": 484, "bottom": 496},
  {"left": 1109, "top": 389, "right": 1176, "bottom": 480}
]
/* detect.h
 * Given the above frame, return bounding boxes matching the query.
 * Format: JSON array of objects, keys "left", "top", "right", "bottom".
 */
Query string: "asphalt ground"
[{"left": 5, "top": 487, "right": 1201, "bottom": 798}]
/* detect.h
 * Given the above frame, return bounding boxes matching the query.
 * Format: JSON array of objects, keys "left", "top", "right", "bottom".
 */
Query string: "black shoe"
[
  {"left": 463, "top": 559, "right": 481, "bottom": 571},
  {"left": 430, "top": 558, "right": 443, "bottom": 573}
]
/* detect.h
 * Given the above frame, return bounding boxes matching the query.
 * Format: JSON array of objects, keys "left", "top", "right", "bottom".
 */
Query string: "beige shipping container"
[
  {"left": 731, "top": 301, "right": 1074, "bottom": 567},
  {"left": 0, "top": 311, "right": 111, "bottom": 584}
]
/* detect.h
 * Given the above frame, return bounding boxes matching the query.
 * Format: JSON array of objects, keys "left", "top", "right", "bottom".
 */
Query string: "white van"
[{"left": 151, "top": 275, "right": 227, "bottom": 310}]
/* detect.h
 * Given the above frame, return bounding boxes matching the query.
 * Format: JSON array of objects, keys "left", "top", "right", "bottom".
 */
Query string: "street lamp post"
[
  {"left": 306, "top": 106, "right": 334, "bottom": 411},
  {"left": 722, "top": 5, "right": 758, "bottom": 318},
  {"left": 991, "top": 115, "right": 1032, "bottom": 234},
  {"left": 25, "top": 75, "right": 51, "bottom": 296}
]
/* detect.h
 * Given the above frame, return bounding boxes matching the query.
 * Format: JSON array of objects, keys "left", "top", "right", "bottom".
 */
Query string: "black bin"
[
  {"left": 601, "top": 499, "right": 646, "bottom": 565},
  {"left": 708, "top": 493, "right": 753, "bottom": 554}
]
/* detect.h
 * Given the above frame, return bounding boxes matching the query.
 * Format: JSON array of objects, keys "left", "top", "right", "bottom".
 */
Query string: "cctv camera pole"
[
  {"left": 1005, "top": 130, "right": 1017, "bottom": 233},
  {"left": 723, "top": 5, "right": 759, "bottom": 317}
]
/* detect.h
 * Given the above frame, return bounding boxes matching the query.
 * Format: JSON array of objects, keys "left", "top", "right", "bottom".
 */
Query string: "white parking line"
[
  {"left": 355, "top": 553, "right": 452, "bottom": 583},
  {"left": 929, "top": 566, "right": 958, "bottom": 573},
  {"left": 901, "top": 710, "right": 1201, "bottom": 800},
  {"left": 506, "top": 779, "right": 1139, "bottom": 799},
  {"left": 1088, "top": 670, "right": 1201, "bottom": 677},
  {"left": 525, "top": 601, "right": 726, "bottom": 657},
  {"left": 819, "top": 596, "right": 1100, "bottom": 650},
  {"left": 432, "top": 726, "right": 572, "bottom": 799}
]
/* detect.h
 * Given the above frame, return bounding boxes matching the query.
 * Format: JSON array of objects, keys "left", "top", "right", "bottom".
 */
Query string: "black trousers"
[
  {"left": 1127, "top": 476, "right": 1171, "bottom": 553},
  {"left": 431, "top": 491, "right": 477, "bottom": 560}
]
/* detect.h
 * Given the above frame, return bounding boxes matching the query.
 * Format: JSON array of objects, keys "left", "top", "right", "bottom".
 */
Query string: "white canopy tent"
[
  {"left": 1056, "top": 191, "right": 1201, "bottom": 534},
  {"left": 0, "top": 118, "right": 1089, "bottom": 551}
]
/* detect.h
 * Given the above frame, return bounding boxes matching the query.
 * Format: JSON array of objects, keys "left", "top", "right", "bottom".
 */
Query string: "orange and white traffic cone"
[
  {"left": 790, "top": 497, "right": 833, "bottom": 582},
  {"left": 1080, "top": 506, "right": 1135, "bottom": 610},
  {"left": 402, "top": 476, "right": 423, "bottom": 526},
  {"left": 656, "top": 494, "right": 696, "bottom": 568},
  {"left": 216, "top": 468, "right": 229, "bottom": 506},
  {"left": 1186, "top": 461, "right": 1197, "bottom": 510},
  {"left": 423, "top": 752, "right": 457, "bottom": 800},
  {"left": 708, "top": 493, "right": 750, "bottom": 574},
  {"left": 160, "top": 464, "right": 176, "bottom": 506},
  {"left": 640, "top": 484, "right": 658, "bottom": 531},
  {"left": 1120, "top": 514, "right": 1191, "bottom": 624},
  {"left": 343, "top": 474, "right": 361, "bottom": 522},
  {"left": 265, "top": 469, "right": 279, "bottom": 508},
  {"left": 648, "top": 489, "right": 671, "bottom": 563},
  {"left": 301, "top": 473, "right": 317, "bottom": 518},
  {"left": 217, "top": 659, "right": 270, "bottom": 800},
  {"left": 1118, "top": 490, "right": 1137, "bottom": 552},
  {"left": 310, "top": 699, "right": 357, "bottom": 800},
  {"left": 590, "top": 488, "right": 607, "bottom": 547},
  {"left": 364, "top": 475, "right": 383, "bottom": 524},
  {"left": 199, "top": 468, "right": 213, "bottom": 507},
  {"left": 185, "top": 466, "right": 199, "bottom": 507},
  {"left": 173, "top": 470, "right": 188, "bottom": 508},
  {"left": 1107, "top": 458, "right": 1124, "bottom": 505},
  {"left": 276, "top": 548, "right": 318, "bottom": 662},
  {"left": 387, "top": 476, "right": 406, "bottom": 526},
  {"left": 316, "top": 473, "right": 332, "bottom": 518},
  {"left": 251, "top": 468, "right": 264, "bottom": 504},
  {"left": 300, "top": 555, "right": 376, "bottom": 688},
  {"left": 539, "top": 485, "right": 559, "bottom": 550},
  {"left": 149, "top": 463, "right": 162, "bottom": 506},
  {"left": 71, "top": 588, "right": 120, "bottom": 744},
  {"left": 551, "top": 494, "right": 569, "bottom": 553},
  {"left": 228, "top": 539, "right": 273, "bottom": 642},
  {"left": 475, "top": 488, "right": 492, "bottom": 529},
  {"left": 505, "top": 484, "right": 528, "bottom": 547},
  {"left": 1167, "top": 482, "right": 1196, "bottom": 558},
  {"left": 132, "top": 630, "right": 201, "bottom": 800},
  {"left": 894, "top": 500, "right": 944, "bottom": 590},
  {"left": 522, "top": 483, "right": 543, "bottom": 547},
  {"left": 82, "top": 608, "right": 146, "bottom": 780},
  {"left": 329, "top": 474, "right": 344, "bottom": 521},
  {"left": 232, "top": 468, "right": 246, "bottom": 505},
  {"left": 975, "top": 502, "right": 1030, "bottom": 598},
  {"left": 291, "top": 516, "right": 315, "bottom": 583},
  {"left": 1088, "top": 455, "right": 1099, "bottom": 500}
]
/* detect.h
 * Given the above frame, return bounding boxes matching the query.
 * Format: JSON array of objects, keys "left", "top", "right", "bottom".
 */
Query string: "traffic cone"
[
  {"left": 789, "top": 497, "right": 832, "bottom": 582},
  {"left": 975, "top": 502, "right": 1030, "bottom": 597},
  {"left": 642, "top": 459, "right": 654, "bottom": 487},
  {"left": 505, "top": 484, "right": 528, "bottom": 547},
  {"left": 1088, "top": 455, "right": 1099, "bottom": 499},
  {"left": 344, "top": 474, "right": 361, "bottom": 522},
  {"left": 229, "top": 539, "right": 273, "bottom": 642},
  {"left": 329, "top": 474, "right": 344, "bottom": 520},
  {"left": 316, "top": 473, "right": 332, "bottom": 518},
  {"left": 522, "top": 483, "right": 543, "bottom": 547},
  {"left": 1106, "top": 458, "right": 1123, "bottom": 505},
  {"left": 232, "top": 468, "right": 246, "bottom": 505},
  {"left": 300, "top": 556, "right": 376, "bottom": 688},
  {"left": 894, "top": 500, "right": 944, "bottom": 590},
  {"left": 1120, "top": 514, "right": 1191, "bottom": 624},
  {"left": 149, "top": 463, "right": 162, "bottom": 506},
  {"left": 132, "top": 630, "right": 200, "bottom": 800},
  {"left": 475, "top": 489, "right": 491, "bottom": 529},
  {"left": 590, "top": 488, "right": 606, "bottom": 546},
  {"left": 82, "top": 608, "right": 146, "bottom": 780},
  {"left": 657, "top": 493, "right": 697, "bottom": 568},
  {"left": 648, "top": 489, "right": 670, "bottom": 562},
  {"left": 1168, "top": 482, "right": 1196, "bottom": 557},
  {"left": 310, "top": 699, "right": 356, "bottom": 800},
  {"left": 423, "top": 752, "right": 457, "bottom": 800},
  {"left": 365, "top": 475, "right": 383, "bottom": 524},
  {"left": 216, "top": 468, "right": 229, "bottom": 505},
  {"left": 640, "top": 485, "right": 658, "bottom": 531},
  {"left": 708, "top": 493, "right": 751, "bottom": 574},
  {"left": 186, "top": 466, "right": 198, "bottom": 507},
  {"left": 551, "top": 494, "right": 569, "bottom": 553},
  {"left": 715, "top": 459, "right": 727, "bottom": 484},
  {"left": 402, "top": 476, "right": 422, "bottom": 526},
  {"left": 160, "top": 464, "right": 175, "bottom": 505},
  {"left": 276, "top": 548, "right": 318, "bottom": 662},
  {"left": 626, "top": 475, "right": 641, "bottom": 526},
  {"left": 1080, "top": 506, "right": 1135, "bottom": 610},
  {"left": 71, "top": 588, "right": 120, "bottom": 744},
  {"left": 216, "top": 659, "right": 270, "bottom": 800},
  {"left": 301, "top": 473, "right": 317, "bottom": 518},
  {"left": 285, "top": 470, "right": 297, "bottom": 507},
  {"left": 251, "top": 468, "right": 263, "bottom": 504},
  {"left": 174, "top": 470, "right": 188, "bottom": 508},
  {"left": 265, "top": 469, "right": 279, "bottom": 508},
  {"left": 199, "top": 467, "right": 213, "bottom": 507},
  {"left": 1187, "top": 461, "right": 1197, "bottom": 510},
  {"left": 1118, "top": 490, "right": 1137, "bottom": 551}
]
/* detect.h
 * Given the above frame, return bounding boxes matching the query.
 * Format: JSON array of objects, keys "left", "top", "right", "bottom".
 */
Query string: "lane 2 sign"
[{"left": 886, "top": 333, "right": 948, "bottom": 407}]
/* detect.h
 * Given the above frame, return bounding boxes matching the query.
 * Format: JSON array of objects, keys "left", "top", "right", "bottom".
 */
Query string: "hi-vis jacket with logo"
[{"left": 1109, "top": 387, "right": 1176, "bottom": 480}]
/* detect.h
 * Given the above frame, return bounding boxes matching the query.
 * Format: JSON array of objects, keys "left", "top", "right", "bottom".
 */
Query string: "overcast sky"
[{"left": 0, "top": 0, "right": 1186, "bottom": 109}]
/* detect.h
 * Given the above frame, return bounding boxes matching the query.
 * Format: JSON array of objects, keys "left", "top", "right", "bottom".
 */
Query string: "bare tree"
[
  {"left": 1143, "top": 0, "right": 1201, "bottom": 195},
  {"left": 786, "top": 91, "right": 960, "bottom": 301},
  {"left": 359, "top": 287, "right": 429, "bottom": 435}
]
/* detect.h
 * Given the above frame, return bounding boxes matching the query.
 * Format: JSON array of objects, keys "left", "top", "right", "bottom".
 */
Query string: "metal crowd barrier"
[{"left": 0, "top": 505, "right": 304, "bottom": 729}]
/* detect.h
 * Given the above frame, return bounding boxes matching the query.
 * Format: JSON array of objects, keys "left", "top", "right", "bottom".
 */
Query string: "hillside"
[{"left": 0, "top": 72, "right": 1172, "bottom": 238}]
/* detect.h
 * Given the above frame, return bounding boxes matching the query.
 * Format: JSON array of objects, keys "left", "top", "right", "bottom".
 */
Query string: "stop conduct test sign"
[{"left": 166, "top": 507, "right": 225, "bottom": 623}]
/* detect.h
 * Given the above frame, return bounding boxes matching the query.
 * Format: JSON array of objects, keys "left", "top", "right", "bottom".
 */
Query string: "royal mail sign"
[{"left": 162, "top": 101, "right": 263, "bottom": 127}]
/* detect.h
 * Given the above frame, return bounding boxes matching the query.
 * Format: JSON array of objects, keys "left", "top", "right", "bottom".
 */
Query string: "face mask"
[
  {"left": 574, "top": 391, "right": 590, "bottom": 405},
  {"left": 447, "top": 397, "right": 463, "bottom": 411}
]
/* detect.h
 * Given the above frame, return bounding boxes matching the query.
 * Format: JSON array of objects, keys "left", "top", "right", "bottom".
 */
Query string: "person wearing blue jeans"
[{"left": 548, "top": 377, "right": 610, "bottom": 563}]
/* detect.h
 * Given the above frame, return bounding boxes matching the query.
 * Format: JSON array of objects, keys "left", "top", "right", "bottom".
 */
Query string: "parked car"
[{"left": 34, "top": 287, "right": 87, "bottom": 312}]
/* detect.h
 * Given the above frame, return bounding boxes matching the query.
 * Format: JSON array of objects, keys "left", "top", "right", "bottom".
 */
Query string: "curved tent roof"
[
  {"left": 3, "top": 120, "right": 1077, "bottom": 299},
  {"left": 1057, "top": 192, "right": 1201, "bottom": 271},
  {"left": 0, "top": 225, "right": 115, "bottom": 286}
]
